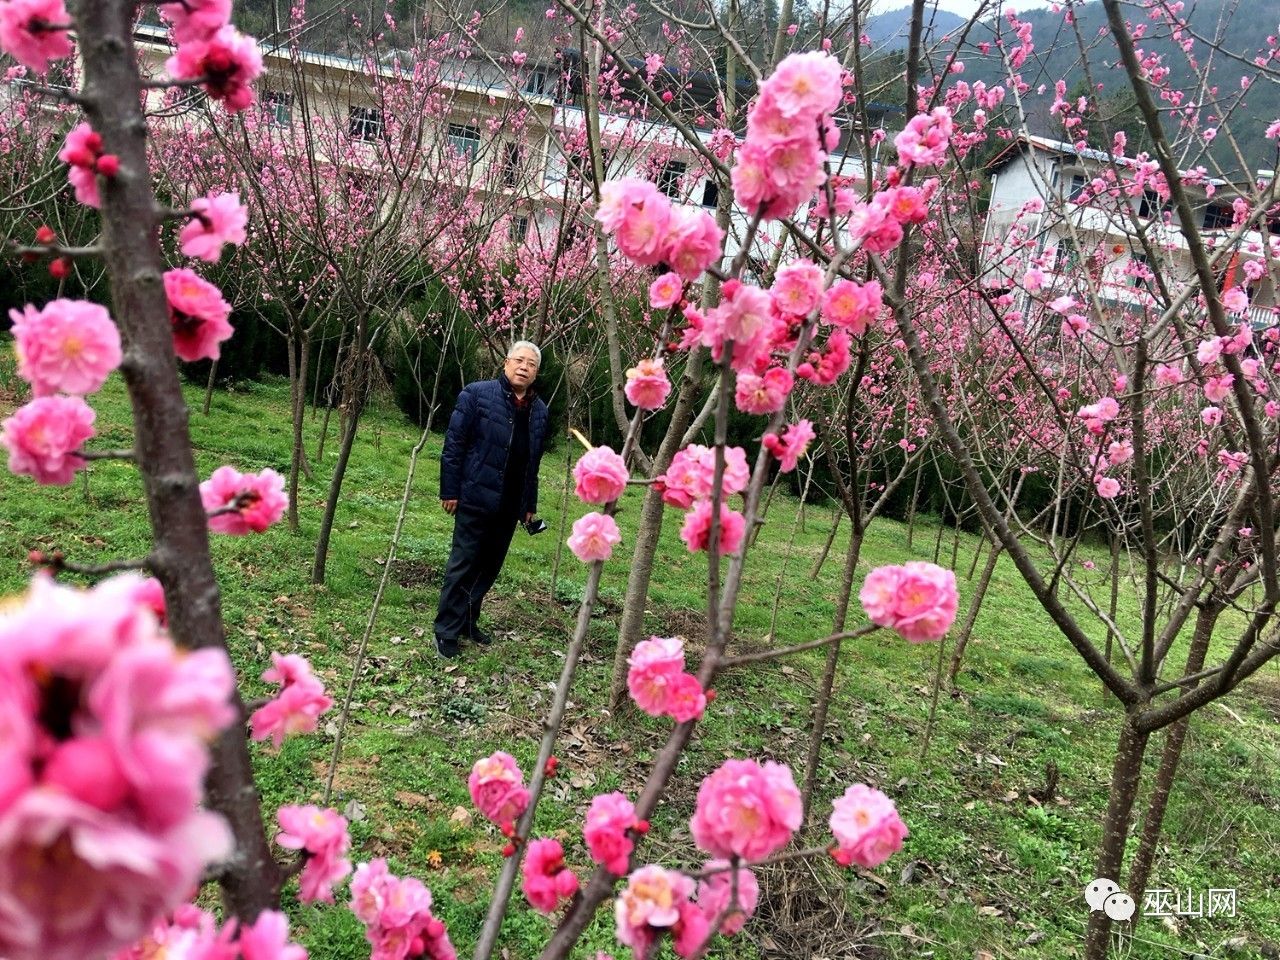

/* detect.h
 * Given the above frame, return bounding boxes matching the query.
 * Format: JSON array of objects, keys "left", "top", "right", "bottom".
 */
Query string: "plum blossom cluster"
[
  {"left": 275, "top": 804, "right": 353, "bottom": 904},
  {"left": 859, "top": 561, "right": 959, "bottom": 642},
  {"left": 112, "top": 906, "right": 307, "bottom": 960},
  {"left": 626, "top": 635, "right": 707, "bottom": 723},
  {"left": 248, "top": 652, "right": 333, "bottom": 748},
  {"left": 652, "top": 444, "right": 751, "bottom": 555},
  {"left": 829, "top": 784, "right": 908, "bottom": 868},
  {"left": 350, "top": 859, "right": 457, "bottom": 960},
  {"left": 0, "top": 0, "right": 72, "bottom": 73},
  {"left": 568, "top": 445, "right": 628, "bottom": 562},
  {"left": 520, "top": 837, "right": 580, "bottom": 913},
  {"left": 595, "top": 178, "right": 723, "bottom": 280},
  {"left": 583, "top": 791, "right": 648, "bottom": 875},
  {"left": 200, "top": 464, "right": 289, "bottom": 534},
  {"left": 161, "top": 0, "right": 262, "bottom": 113},
  {"left": 468, "top": 751, "right": 531, "bottom": 831},
  {"left": 58, "top": 123, "right": 118, "bottom": 209},
  {"left": 0, "top": 574, "right": 237, "bottom": 960}
]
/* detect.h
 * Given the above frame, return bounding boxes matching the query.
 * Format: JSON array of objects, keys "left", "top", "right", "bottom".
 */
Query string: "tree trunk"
[
  {"left": 809, "top": 508, "right": 842, "bottom": 579},
  {"left": 905, "top": 464, "right": 923, "bottom": 548},
  {"left": 316, "top": 328, "right": 347, "bottom": 463},
  {"left": 72, "top": 0, "right": 282, "bottom": 920},
  {"left": 947, "top": 540, "right": 1003, "bottom": 686},
  {"left": 202, "top": 357, "right": 217, "bottom": 415},
  {"left": 1083, "top": 720, "right": 1151, "bottom": 959},
  {"left": 313, "top": 326, "right": 367, "bottom": 584},
  {"left": 287, "top": 331, "right": 312, "bottom": 532}
]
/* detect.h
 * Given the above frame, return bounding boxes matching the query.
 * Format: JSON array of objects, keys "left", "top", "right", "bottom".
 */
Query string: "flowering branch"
[
  {"left": 28, "top": 549, "right": 153, "bottom": 576},
  {"left": 720, "top": 626, "right": 879, "bottom": 668}
]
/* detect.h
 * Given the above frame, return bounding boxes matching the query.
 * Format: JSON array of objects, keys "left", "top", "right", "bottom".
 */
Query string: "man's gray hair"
[{"left": 508, "top": 340, "right": 542, "bottom": 366}]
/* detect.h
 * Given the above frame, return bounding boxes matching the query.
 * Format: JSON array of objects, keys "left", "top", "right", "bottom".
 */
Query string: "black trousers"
[{"left": 434, "top": 506, "right": 518, "bottom": 641}]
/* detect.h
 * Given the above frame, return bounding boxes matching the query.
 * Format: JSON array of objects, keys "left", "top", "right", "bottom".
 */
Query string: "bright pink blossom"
[
  {"left": 894, "top": 107, "right": 954, "bottom": 166},
  {"left": 734, "top": 367, "right": 793, "bottom": 415},
  {"left": 656, "top": 444, "right": 750, "bottom": 508},
  {"left": 58, "top": 123, "right": 105, "bottom": 208},
  {"left": 349, "top": 859, "right": 456, "bottom": 960},
  {"left": 829, "top": 784, "right": 908, "bottom": 868},
  {"left": 596, "top": 179, "right": 671, "bottom": 266},
  {"left": 1204, "top": 375, "right": 1234, "bottom": 403},
  {"left": 1201, "top": 406, "right": 1223, "bottom": 426},
  {"left": 568, "top": 511, "right": 622, "bottom": 562},
  {"left": 200, "top": 465, "right": 288, "bottom": 534},
  {"left": 521, "top": 838, "right": 579, "bottom": 914},
  {"left": 665, "top": 672, "right": 708, "bottom": 723},
  {"left": 663, "top": 207, "right": 723, "bottom": 280},
  {"left": 763, "top": 51, "right": 843, "bottom": 118},
  {"left": 584, "top": 792, "right": 640, "bottom": 875},
  {"left": 0, "top": 0, "right": 72, "bottom": 74},
  {"left": 158, "top": 0, "right": 230, "bottom": 43},
  {"left": 275, "top": 805, "right": 352, "bottom": 904},
  {"left": 179, "top": 191, "right": 248, "bottom": 262},
  {"left": 9, "top": 299, "right": 121, "bottom": 397},
  {"left": 627, "top": 637, "right": 705, "bottom": 721},
  {"left": 248, "top": 652, "right": 332, "bottom": 748},
  {"left": 624, "top": 358, "right": 672, "bottom": 410},
  {"left": 238, "top": 911, "right": 307, "bottom": 960},
  {"left": 771, "top": 259, "right": 824, "bottom": 317},
  {"left": 467, "top": 752, "right": 529, "bottom": 828},
  {"left": 2, "top": 394, "right": 94, "bottom": 485},
  {"left": 680, "top": 501, "right": 746, "bottom": 555},
  {"left": 166, "top": 25, "right": 262, "bottom": 112},
  {"left": 649, "top": 273, "right": 683, "bottom": 310},
  {"left": 573, "top": 445, "right": 628, "bottom": 504},
  {"left": 164, "top": 268, "right": 234, "bottom": 361},
  {"left": 615, "top": 865, "right": 708, "bottom": 960},
  {"left": 859, "top": 561, "right": 958, "bottom": 642},
  {"left": 696, "top": 861, "right": 759, "bottom": 935},
  {"left": 762, "top": 419, "right": 815, "bottom": 473},
  {"left": 821, "top": 279, "right": 882, "bottom": 334},
  {"left": 796, "top": 329, "right": 852, "bottom": 385},
  {"left": 690, "top": 759, "right": 802, "bottom": 862}
]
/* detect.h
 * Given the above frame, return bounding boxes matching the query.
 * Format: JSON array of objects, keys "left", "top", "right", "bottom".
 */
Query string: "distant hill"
[{"left": 863, "top": 5, "right": 966, "bottom": 51}]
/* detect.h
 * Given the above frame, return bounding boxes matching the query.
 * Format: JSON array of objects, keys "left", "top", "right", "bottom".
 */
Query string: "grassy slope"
[{"left": 2, "top": 372, "right": 1279, "bottom": 960}]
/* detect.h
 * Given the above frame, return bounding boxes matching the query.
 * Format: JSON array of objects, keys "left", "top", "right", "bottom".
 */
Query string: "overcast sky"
[{"left": 925, "top": 0, "right": 1054, "bottom": 17}]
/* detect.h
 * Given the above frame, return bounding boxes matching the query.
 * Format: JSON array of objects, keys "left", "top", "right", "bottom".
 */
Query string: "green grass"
[{"left": 3, "top": 371, "right": 1280, "bottom": 960}]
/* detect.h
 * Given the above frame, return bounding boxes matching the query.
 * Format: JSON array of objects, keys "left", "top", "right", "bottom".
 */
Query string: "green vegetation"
[{"left": 2, "top": 373, "right": 1278, "bottom": 959}]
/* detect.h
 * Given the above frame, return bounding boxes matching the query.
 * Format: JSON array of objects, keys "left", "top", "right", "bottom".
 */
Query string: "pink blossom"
[
  {"left": 821, "top": 279, "right": 882, "bottom": 334},
  {"left": 275, "top": 805, "right": 352, "bottom": 904},
  {"left": 238, "top": 911, "right": 307, "bottom": 960},
  {"left": 696, "top": 861, "right": 759, "bottom": 935},
  {"left": 573, "top": 446, "right": 628, "bottom": 504},
  {"left": 663, "top": 207, "right": 723, "bottom": 280},
  {"left": 1095, "top": 475, "right": 1121, "bottom": 499},
  {"left": 596, "top": 179, "right": 672, "bottom": 266},
  {"left": 762, "top": 51, "right": 843, "bottom": 118},
  {"left": 627, "top": 637, "right": 705, "bottom": 721},
  {"left": 9, "top": 299, "right": 121, "bottom": 397},
  {"left": 0, "top": 0, "right": 72, "bottom": 74},
  {"left": 179, "top": 191, "right": 248, "bottom": 262},
  {"left": 894, "top": 107, "right": 954, "bottom": 166},
  {"left": 58, "top": 123, "right": 105, "bottom": 208},
  {"left": 690, "top": 759, "right": 802, "bottom": 862},
  {"left": 771, "top": 259, "right": 824, "bottom": 317},
  {"left": 735, "top": 367, "right": 793, "bottom": 415},
  {"left": 680, "top": 501, "right": 746, "bottom": 555},
  {"left": 829, "top": 784, "right": 908, "bottom": 868},
  {"left": 1204, "top": 374, "right": 1234, "bottom": 403},
  {"left": 249, "top": 651, "right": 332, "bottom": 748},
  {"left": 1154, "top": 363, "right": 1185, "bottom": 387},
  {"left": 158, "top": 0, "right": 230, "bottom": 43},
  {"left": 166, "top": 25, "right": 262, "bottom": 113},
  {"left": 521, "top": 838, "right": 579, "bottom": 914},
  {"left": 656, "top": 444, "right": 750, "bottom": 508},
  {"left": 1201, "top": 406, "right": 1223, "bottom": 426},
  {"left": 349, "top": 859, "right": 456, "bottom": 960},
  {"left": 615, "top": 865, "right": 707, "bottom": 960},
  {"left": 1107, "top": 440, "right": 1134, "bottom": 465},
  {"left": 1023, "top": 267, "right": 1046, "bottom": 291},
  {"left": 796, "top": 329, "right": 852, "bottom": 385},
  {"left": 1222, "top": 287, "right": 1249, "bottom": 313},
  {"left": 584, "top": 792, "right": 640, "bottom": 875},
  {"left": 624, "top": 358, "right": 672, "bottom": 410},
  {"left": 762, "top": 419, "right": 815, "bottom": 473},
  {"left": 649, "top": 273, "right": 683, "bottom": 310},
  {"left": 164, "top": 268, "right": 234, "bottom": 362},
  {"left": 568, "top": 511, "right": 622, "bottom": 562},
  {"left": 200, "top": 465, "right": 288, "bottom": 534},
  {"left": 859, "top": 561, "right": 959, "bottom": 642},
  {"left": 1047, "top": 294, "right": 1076, "bottom": 314},
  {"left": 467, "top": 752, "right": 529, "bottom": 828},
  {"left": 665, "top": 672, "right": 708, "bottom": 723},
  {"left": 2, "top": 394, "right": 94, "bottom": 485},
  {"left": 1196, "top": 337, "right": 1223, "bottom": 365},
  {"left": 880, "top": 185, "right": 930, "bottom": 224}
]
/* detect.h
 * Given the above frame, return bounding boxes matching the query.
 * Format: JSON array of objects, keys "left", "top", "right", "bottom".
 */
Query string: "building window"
[
  {"left": 447, "top": 123, "right": 481, "bottom": 160},
  {"left": 701, "top": 179, "right": 720, "bottom": 208},
  {"left": 1067, "top": 173, "right": 1088, "bottom": 202},
  {"left": 525, "top": 70, "right": 548, "bottom": 95},
  {"left": 568, "top": 146, "right": 608, "bottom": 182},
  {"left": 1054, "top": 237, "right": 1079, "bottom": 271},
  {"left": 500, "top": 141, "right": 521, "bottom": 189},
  {"left": 510, "top": 214, "right": 529, "bottom": 243},
  {"left": 657, "top": 160, "right": 686, "bottom": 198},
  {"left": 1203, "top": 203, "right": 1233, "bottom": 230},
  {"left": 1138, "top": 189, "right": 1164, "bottom": 220},
  {"left": 263, "top": 89, "right": 293, "bottom": 127},
  {"left": 348, "top": 106, "right": 383, "bottom": 141}
]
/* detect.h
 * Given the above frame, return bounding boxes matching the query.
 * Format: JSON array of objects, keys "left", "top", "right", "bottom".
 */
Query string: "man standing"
[{"left": 434, "top": 341, "right": 549, "bottom": 658}]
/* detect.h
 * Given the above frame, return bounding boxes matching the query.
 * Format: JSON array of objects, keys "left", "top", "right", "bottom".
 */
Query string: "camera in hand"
[{"left": 523, "top": 516, "right": 548, "bottom": 535}]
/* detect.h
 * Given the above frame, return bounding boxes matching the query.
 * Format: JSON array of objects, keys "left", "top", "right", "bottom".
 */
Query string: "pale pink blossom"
[
  {"left": 200, "top": 465, "right": 288, "bottom": 534},
  {"left": 821, "top": 279, "right": 882, "bottom": 334},
  {"left": 1196, "top": 337, "right": 1224, "bottom": 365},
  {"left": 649, "top": 272, "right": 683, "bottom": 310},
  {"left": 1047, "top": 294, "right": 1076, "bottom": 314},
  {"left": 596, "top": 179, "right": 672, "bottom": 266},
  {"left": 696, "top": 861, "right": 759, "bottom": 934},
  {"left": 249, "top": 651, "right": 332, "bottom": 748},
  {"left": 1095, "top": 475, "right": 1121, "bottom": 499},
  {"left": 238, "top": 911, "right": 307, "bottom": 960},
  {"left": 521, "top": 838, "right": 579, "bottom": 914},
  {"left": 762, "top": 419, "right": 815, "bottom": 473},
  {"left": 164, "top": 268, "right": 234, "bottom": 362},
  {"left": 349, "top": 859, "right": 456, "bottom": 960},
  {"left": 625, "top": 358, "right": 672, "bottom": 410},
  {"left": 1222, "top": 287, "right": 1249, "bottom": 313},
  {"left": 1107, "top": 440, "right": 1134, "bottom": 465},
  {"left": 615, "top": 865, "right": 708, "bottom": 960},
  {"left": 166, "top": 25, "right": 262, "bottom": 112},
  {"left": 584, "top": 792, "right": 640, "bottom": 875},
  {"left": 180, "top": 191, "right": 248, "bottom": 262},
  {"left": 2, "top": 394, "right": 94, "bottom": 485},
  {"left": 1154, "top": 363, "right": 1185, "bottom": 387},
  {"left": 894, "top": 107, "right": 953, "bottom": 166},
  {"left": 663, "top": 207, "right": 723, "bottom": 281},
  {"left": 158, "top": 0, "right": 230, "bottom": 43},
  {"left": 1204, "top": 374, "right": 1234, "bottom": 403},
  {"left": 568, "top": 511, "right": 622, "bottom": 562},
  {"left": 763, "top": 51, "right": 843, "bottom": 118},
  {"left": 680, "top": 501, "right": 746, "bottom": 555},
  {"left": 1023, "top": 267, "right": 1046, "bottom": 291},
  {"left": 573, "top": 446, "right": 629, "bottom": 504},
  {"left": 829, "top": 784, "right": 908, "bottom": 868},
  {"left": 689, "top": 759, "right": 802, "bottom": 862},
  {"left": 656, "top": 444, "right": 750, "bottom": 508},
  {"left": 9, "top": 299, "right": 121, "bottom": 397},
  {"left": 275, "top": 805, "right": 352, "bottom": 904},
  {"left": 734, "top": 367, "right": 793, "bottom": 415},
  {"left": 859, "top": 561, "right": 959, "bottom": 642},
  {"left": 1201, "top": 406, "right": 1223, "bottom": 426},
  {"left": 467, "top": 752, "right": 529, "bottom": 828},
  {"left": 0, "top": 0, "right": 72, "bottom": 74},
  {"left": 771, "top": 259, "right": 824, "bottom": 317}
]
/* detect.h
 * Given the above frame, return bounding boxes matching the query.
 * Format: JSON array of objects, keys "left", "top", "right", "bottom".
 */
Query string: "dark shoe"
[
  {"left": 469, "top": 627, "right": 494, "bottom": 646},
  {"left": 435, "top": 635, "right": 460, "bottom": 659}
]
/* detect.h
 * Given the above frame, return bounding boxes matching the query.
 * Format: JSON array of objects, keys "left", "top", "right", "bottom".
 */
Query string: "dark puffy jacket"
[{"left": 440, "top": 374, "right": 549, "bottom": 517}]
